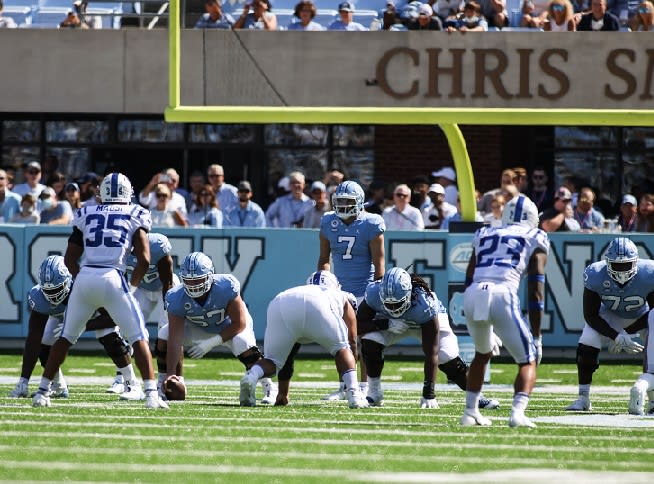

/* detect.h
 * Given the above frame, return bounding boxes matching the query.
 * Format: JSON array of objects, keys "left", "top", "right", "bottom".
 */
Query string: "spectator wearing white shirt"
[
  {"left": 383, "top": 184, "right": 424, "bottom": 231},
  {"left": 139, "top": 168, "right": 187, "bottom": 217},
  {"left": 328, "top": 1, "right": 368, "bottom": 30},
  {"left": 13, "top": 162, "right": 46, "bottom": 199},
  {"left": 432, "top": 166, "right": 459, "bottom": 207}
]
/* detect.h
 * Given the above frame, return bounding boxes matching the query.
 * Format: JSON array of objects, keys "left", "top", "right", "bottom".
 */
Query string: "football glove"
[
  {"left": 534, "top": 335, "right": 543, "bottom": 366},
  {"left": 420, "top": 397, "right": 439, "bottom": 409},
  {"left": 188, "top": 334, "right": 223, "bottom": 359},
  {"left": 52, "top": 322, "right": 63, "bottom": 339},
  {"left": 491, "top": 333, "right": 503, "bottom": 356},
  {"left": 387, "top": 319, "right": 409, "bottom": 334},
  {"left": 614, "top": 331, "right": 644, "bottom": 354}
]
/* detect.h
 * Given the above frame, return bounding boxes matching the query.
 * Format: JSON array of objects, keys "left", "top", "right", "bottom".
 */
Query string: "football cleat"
[
  {"left": 51, "top": 369, "right": 69, "bottom": 398},
  {"left": 322, "top": 383, "right": 347, "bottom": 401},
  {"left": 566, "top": 396, "right": 592, "bottom": 411},
  {"left": 239, "top": 372, "right": 257, "bottom": 407},
  {"left": 120, "top": 381, "right": 145, "bottom": 401},
  {"left": 365, "top": 387, "right": 384, "bottom": 407},
  {"left": 260, "top": 378, "right": 278, "bottom": 405},
  {"left": 479, "top": 396, "right": 500, "bottom": 410},
  {"left": 508, "top": 411, "right": 537, "bottom": 428},
  {"left": 647, "top": 401, "right": 654, "bottom": 415},
  {"left": 628, "top": 385, "right": 646, "bottom": 416},
  {"left": 460, "top": 409, "right": 492, "bottom": 426},
  {"left": 9, "top": 380, "right": 28, "bottom": 398},
  {"left": 347, "top": 388, "right": 369, "bottom": 409},
  {"left": 32, "top": 392, "right": 51, "bottom": 408},
  {"left": 107, "top": 376, "right": 126, "bottom": 394},
  {"left": 145, "top": 391, "right": 170, "bottom": 409}
]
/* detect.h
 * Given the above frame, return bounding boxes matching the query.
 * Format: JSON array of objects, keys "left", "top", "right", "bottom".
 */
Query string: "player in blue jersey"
[
  {"left": 318, "top": 180, "right": 385, "bottom": 400},
  {"left": 357, "top": 267, "right": 500, "bottom": 409},
  {"left": 161, "top": 251, "right": 277, "bottom": 405},
  {"left": 462, "top": 195, "right": 549, "bottom": 427},
  {"left": 32, "top": 173, "right": 168, "bottom": 409},
  {"left": 565, "top": 237, "right": 652, "bottom": 414}
]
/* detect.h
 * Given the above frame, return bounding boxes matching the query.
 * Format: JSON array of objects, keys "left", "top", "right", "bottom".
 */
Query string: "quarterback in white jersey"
[
  {"left": 32, "top": 173, "right": 169, "bottom": 409},
  {"left": 240, "top": 271, "right": 368, "bottom": 409},
  {"left": 462, "top": 195, "right": 549, "bottom": 428}
]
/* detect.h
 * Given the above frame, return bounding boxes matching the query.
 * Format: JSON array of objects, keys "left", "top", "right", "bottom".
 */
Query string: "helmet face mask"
[
  {"left": 605, "top": 237, "right": 638, "bottom": 285},
  {"left": 181, "top": 252, "right": 214, "bottom": 298},
  {"left": 100, "top": 173, "right": 134, "bottom": 204},
  {"left": 501, "top": 195, "right": 539, "bottom": 229},
  {"left": 379, "top": 267, "right": 412, "bottom": 318},
  {"left": 39, "top": 255, "right": 72, "bottom": 305},
  {"left": 332, "top": 181, "right": 365, "bottom": 220},
  {"left": 306, "top": 270, "right": 340, "bottom": 290}
]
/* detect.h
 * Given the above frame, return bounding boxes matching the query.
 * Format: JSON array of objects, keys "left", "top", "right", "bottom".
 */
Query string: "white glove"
[
  {"left": 614, "top": 331, "right": 644, "bottom": 354},
  {"left": 420, "top": 397, "right": 439, "bottom": 409},
  {"left": 491, "top": 333, "right": 503, "bottom": 356},
  {"left": 607, "top": 339, "right": 622, "bottom": 354},
  {"left": 52, "top": 322, "right": 64, "bottom": 339},
  {"left": 387, "top": 319, "right": 409, "bottom": 334},
  {"left": 534, "top": 336, "right": 543, "bottom": 366},
  {"left": 187, "top": 334, "right": 223, "bottom": 359}
]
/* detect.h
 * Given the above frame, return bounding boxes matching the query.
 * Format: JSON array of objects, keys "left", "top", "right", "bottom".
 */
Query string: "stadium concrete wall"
[
  {"left": 0, "top": 30, "right": 652, "bottom": 112},
  {"left": 0, "top": 225, "right": 645, "bottom": 347}
]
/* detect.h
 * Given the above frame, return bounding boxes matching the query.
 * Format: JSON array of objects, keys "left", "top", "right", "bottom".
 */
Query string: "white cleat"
[
  {"left": 460, "top": 409, "right": 492, "bottom": 426},
  {"left": 106, "top": 377, "right": 126, "bottom": 394},
  {"left": 628, "top": 386, "right": 646, "bottom": 416},
  {"left": 9, "top": 380, "right": 28, "bottom": 398},
  {"left": 508, "top": 411, "right": 537, "bottom": 428},
  {"left": 347, "top": 389, "right": 369, "bottom": 409},
  {"left": 240, "top": 373, "right": 257, "bottom": 407},
  {"left": 119, "top": 381, "right": 145, "bottom": 401},
  {"left": 51, "top": 370, "right": 69, "bottom": 398},
  {"left": 145, "top": 392, "right": 169, "bottom": 409},
  {"left": 322, "top": 384, "right": 347, "bottom": 401},
  {"left": 566, "top": 396, "right": 591, "bottom": 411},
  {"left": 260, "top": 378, "right": 278, "bottom": 405},
  {"left": 32, "top": 392, "right": 51, "bottom": 408},
  {"left": 365, "top": 388, "right": 384, "bottom": 407},
  {"left": 479, "top": 396, "right": 500, "bottom": 410}
]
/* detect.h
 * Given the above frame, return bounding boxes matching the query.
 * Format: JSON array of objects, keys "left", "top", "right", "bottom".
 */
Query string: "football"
[{"left": 163, "top": 375, "right": 186, "bottom": 401}]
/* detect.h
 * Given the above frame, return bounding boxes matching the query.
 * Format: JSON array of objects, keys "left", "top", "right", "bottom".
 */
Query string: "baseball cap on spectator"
[
  {"left": 554, "top": 187, "right": 572, "bottom": 201},
  {"left": 622, "top": 194, "right": 637, "bottom": 205},
  {"left": 338, "top": 1, "right": 354, "bottom": 11},
  {"left": 65, "top": 182, "right": 80, "bottom": 192},
  {"left": 39, "top": 187, "right": 56, "bottom": 199},
  {"left": 431, "top": 167, "right": 456, "bottom": 182},
  {"left": 278, "top": 176, "right": 290, "bottom": 191},
  {"left": 25, "top": 161, "right": 41, "bottom": 172},
  {"left": 418, "top": 3, "right": 432, "bottom": 16},
  {"left": 238, "top": 181, "right": 252, "bottom": 192},
  {"left": 311, "top": 181, "right": 327, "bottom": 193},
  {"left": 428, "top": 183, "right": 445, "bottom": 194}
]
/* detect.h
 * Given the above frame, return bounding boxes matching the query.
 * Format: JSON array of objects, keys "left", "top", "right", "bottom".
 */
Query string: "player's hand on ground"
[{"left": 420, "top": 397, "right": 439, "bottom": 409}]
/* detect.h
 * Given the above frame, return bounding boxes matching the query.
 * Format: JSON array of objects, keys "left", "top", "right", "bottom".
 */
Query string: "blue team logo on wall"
[{"left": 450, "top": 243, "right": 473, "bottom": 273}]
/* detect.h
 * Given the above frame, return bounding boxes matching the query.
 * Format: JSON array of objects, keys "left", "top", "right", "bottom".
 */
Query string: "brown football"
[{"left": 163, "top": 375, "right": 186, "bottom": 401}]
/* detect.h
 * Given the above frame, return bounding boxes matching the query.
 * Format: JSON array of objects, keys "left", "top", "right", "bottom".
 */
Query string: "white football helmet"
[
  {"left": 605, "top": 237, "right": 638, "bottom": 285},
  {"left": 306, "top": 270, "right": 341, "bottom": 290},
  {"left": 379, "top": 267, "right": 413, "bottom": 318},
  {"left": 502, "top": 195, "right": 539, "bottom": 229},
  {"left": 100, "top": 173, "right": 133, "bottom": 204},
  {"left": 38, "top": 255, "right": 72, "bottom": 305},
  {"left": 332, "top": 181, "right": 365, "bottom": 220},
  {"left": 180, "top": 252, "right": 214, "bottom": 298}
]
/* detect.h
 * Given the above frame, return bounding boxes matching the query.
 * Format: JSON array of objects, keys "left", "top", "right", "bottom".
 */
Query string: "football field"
[{"left": 1, "top": 352, "right": 653, "bottom": 483}]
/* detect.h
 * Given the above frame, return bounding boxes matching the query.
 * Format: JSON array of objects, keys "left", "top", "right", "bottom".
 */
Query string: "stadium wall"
[{"left": 0, "top": 225, "right": 646, "bottom": 348}]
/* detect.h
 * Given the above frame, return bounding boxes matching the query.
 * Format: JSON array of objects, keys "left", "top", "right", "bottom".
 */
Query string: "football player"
[
  {"left": 161, "top": 251, "right": 277, "bottom": 405},
  {"left": 628, "top": 308, "right": 654, "bottom": 416},
  {"left": 357, "top": 267, "right": 500, "bottom": 410},
  {"left": 462, "top": 195, "right": 549, "bottom": 427},
  {"left": 32, "top": 173, "right": 168, "bottom": 409},
  {"left": 318, "top": 180, "right": 385, "bottom": 400},
  {"left": 240, "top": 271, "right": 368, "bottom": 408},
  {"left": 566, "top": 237, "right": 652, "bottom": 414}
]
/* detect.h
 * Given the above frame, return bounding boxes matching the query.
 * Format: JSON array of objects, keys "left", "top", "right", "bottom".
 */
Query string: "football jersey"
[
  {"left": 73, "top": 203, "right": 152, "bottom": 272},
  {"left": 364, "top": 282, "right": 440, "bottom": 329},
  {"left": 320, "top": 211, "right": 385, "bottom": 297},
  {"left": 584, "top": 259, "right": 654, "bottom": 320},
  {"left": 471, "top": 224, "right": 550, "bottom": 293},
  {"left": 165, "top": 273, "right": 241, "bottom": 335},
  {"left": 125, "top": 232, "right": 172, "bottom": 292},
  {"left": 27, "top": 285, "right": 66, "bottom": 320}
]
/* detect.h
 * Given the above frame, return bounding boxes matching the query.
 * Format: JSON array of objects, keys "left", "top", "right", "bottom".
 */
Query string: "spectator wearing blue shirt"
[
  {"left": 223, "top": 181, "right": 266, "bottom": 228},
  {"left": 38, "top": 187, "right": 73, "bottom": 225},
  {"left": 0, "top": 169, "right": 21, "bottom": 223},
  {"left": 328, "top": 1, "right": 368, "bottom": 30},
  {"left": 207, "top": 164, "right": 238, "bottom": 214},
  {"left": 265, "top": 171, "right": 313, "bottom": 228},
  {"left": 288, "top": 0, "right": 324, "bottom": 30},
  {"left": 195, "top": 0, "right": 234, "bottom": 28}
]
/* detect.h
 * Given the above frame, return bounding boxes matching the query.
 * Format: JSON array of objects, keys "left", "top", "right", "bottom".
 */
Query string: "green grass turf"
[{"left": 0, "top": 352, "right": 652, "bottom": 482}]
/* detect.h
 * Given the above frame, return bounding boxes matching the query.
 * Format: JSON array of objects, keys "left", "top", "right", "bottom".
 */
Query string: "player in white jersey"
[
  {"left": 318, "top": 180, "right": 385, "bottom": 400},
  {"left": 461, "top": 195, "right": 549, "bottom": 427},
  {"left": 565, "top": 237, "right": 652, "bottom": 413},
  {"left": 32, "top": 173, "right": 169, "bottom": 409},
  {"left": 161, "top": 251, "right": 277, "bottom": 405},
  {"left": 628, "top": 308, "right": 654, "bottom": 416},
  {"left": 240, "top": 271, "right": 368, "bottom": 408}
]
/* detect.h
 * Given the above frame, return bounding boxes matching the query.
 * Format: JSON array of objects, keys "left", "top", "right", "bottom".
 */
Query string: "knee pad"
[
  {"left": 39, "top": 344, "right": 51, "bottom": 368},
  {"left": 577, "top": 344, "right": 600, "bottom": 373},
  {"left": 439, "top": 356, "right": 468, "bottom": 381},
  {"left": 98, "top": 332, "right": 130, "bottom": 360},
  {"left": 361, "top": 340, "right": 384, "bottom": 365},
  {"left": 277, "top": 343, "right": 301, "bottom": 381},
  {"left": 238, "top": 346, "right": 264, "bottom": 368}
]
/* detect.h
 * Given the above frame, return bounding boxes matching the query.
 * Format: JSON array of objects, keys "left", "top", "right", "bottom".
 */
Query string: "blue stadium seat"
[
  {"left": 506, "top": 0, "right": 522, "bottom": 27},
  {"left": 351, "top": 9, "right": 377, "bottom": 25},
  {"left": 29, "top": 6, "right": 68, "bottom": 27},
  {"left": 3, "top": 0, "right": 37, "bottom": 7},
  {"left": 3, "top": 5, "right": 33, "bottom": 24},
  {"left": 313, "top": 8, "right": 336, "bottom": 26},
  {"left": 274, "top": 9, "right": 297, "bottom": 29}
]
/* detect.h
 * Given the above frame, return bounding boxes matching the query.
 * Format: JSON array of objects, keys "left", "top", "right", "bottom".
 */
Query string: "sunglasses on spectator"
[
  {"left": 551, "top": 4, "right": 565, "bottom": 11},
  {"left": 638, "top": 6, "right": 651, "bottom": 12},
  {"left": 156, "top": 193, "right": 168, "bottom": 198},
  {"left": 394, "top": 193, "right": 409, "bottom": 198},
  {"left": 28, "top": 170, "right": 40, "bottom": 175},
  {"left": 208, "top": 174, "right": 222, "bottom": 178}
]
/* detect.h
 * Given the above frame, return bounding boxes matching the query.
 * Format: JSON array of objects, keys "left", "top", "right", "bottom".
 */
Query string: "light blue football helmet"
[
  {"left": 38, "top": 255, "right": 72, "bottom": 305},
  {"left": 306, "top": 270, "right": 341, "bottom": 291},
  {"left": 180, "top": 252, "right": 214, "bottom": 298},
  {"left": 605, "top": 237, "right": 638, "bottom": 285},
  {"left": 379, "top": 267, "right": 413, "bottom": 318},
  {"left": 332, "top": 181, "right": 365, "bottom": 220}
]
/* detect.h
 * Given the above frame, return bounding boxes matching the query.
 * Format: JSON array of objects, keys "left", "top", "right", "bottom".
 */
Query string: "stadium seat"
[
  {"left": 314, "top": 8, "right": 336, "bottom": 27},
  {"left": 274, "top": 9, "right": 297, "bottom": 29},
  {"left": 29, "top": 6, "right": 68, "bottom": 27},
  {"left": 351, "top": 9, "right": 377, "bottom": 26},
  {"left": 3, "top": 0, "right": 36, "bottom": 7},
  {"left": 506, "top": 0, "right": 521, "bottom": 27},
  {"left": 3, "top": 5, "right": 33, "bottom": 24}
]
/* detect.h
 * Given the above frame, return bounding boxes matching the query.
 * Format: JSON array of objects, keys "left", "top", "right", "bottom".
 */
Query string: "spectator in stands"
[
  {"left": 76, "top": 172, "right": 100, "bottom": 206},
  {"left": 392, "top": 2, "right": 420, "bottom": 29},
  {"left": 478, "top": 168, "right": 516, "bottom": 215},
  {"left": 570, "top": 0, "right": 589, "bottom": 12},
  {"left": 382, "top": 0, "right": 400, "bottom": 29},
  {"left": 441, "top": 195, "right": 483, "bottom": 230},
  {"left": 365, "top": 180, "right": 387, "bottom": 215},
  {"left": 187, "top": 184, "right": 222, "bottom": 227},
  {"left": 322, "top": 169, "right": 344, "bottom": 196},
  {"left": 412, "top": 3, "right": 444, "bottom": 29},
  {"left": 0, "top": 0, "right": 17, "bottom": 28},
  {"left": 630, "top": 0, "right": 654, "bottom": 30},
  {"left": 0, "top": 168, "right": 21, "bottom": 223},
  {"left": 635, "top": 193, "right": 654, "bottom": 232},
  {"left": 150, "top": 184, "right": 188, "bottom": 228},
  {"left": 194, "top": 0, "right": 234, "bottom": 29},
  {"left": 223, "top": 180, "right": 266, "bottom": 227},
  {"left": 383, "top": 184, "right": 424, "bottom": 231},
  {"left": 185, "top": 170, "right": 206, "bottom": 212},
  {"left": 512, "top": 166, "right": 528, "bottom": 193},
  {"left": 47, "top": 171, "right": 67, "bottom": 200},
  {"left": 73, "top": 0, "right": 101, "bottom": 29},
  {"left": 13, "top": 162, "right": 46, "bottom": 199},
  {"left": 288, "top": 0, "right": 324, "bottom": 30},
  {"left": 10, "top": 194, "right": 40, "bottom": 224},
  {"left": 38, "top": 187, "right": 73, "bottom": 225},
  {"left": 521, "top": 0, "right": 549, "bottom": 27},
  {"left": 618, "top": 194, "right": 638, "bottom": 232},
  {"left": 207, "top": 163, "right": 238, "bottom": 214},
  {"left": 577, "top": 0, "right": 620, "bottom": 29},
  {"left": 478, "top": 0, "right": 508, "bottom": 27},
  {"left": 423, "top": 183, "right": 457, "bottom": 229},
  {"left": 410, "top": 175, "right": 433, "bottom": 213},
  {"left": 64, "top": 182, "right": 82, "bottom": 210},
  {"left": 527, "top": 166, "right": 554, "bottom": 212},
  {"left": 301, "top": 181, "right": 330, "bottom": 228},
  {"left": 544, "top": 0, "right": 577, "bottom": 29},
  {"left": 501, "top": 183, "right": 519, "bottom": 203},
  {"left": 139, "top": 168, "right": 187, "bottom": 217},
  {"left": 431, "top": 166, "right": 458, "bottom": 206},
  {"left": 59, "top": 6, "right": 88, "bottom": 29},
  {"left": 572, "top": 187, "right": 605, "bottom": 232},
  {"left": 234, "top": 0, "right": 278, "bottom": 30},
  {"left": 483, "top": 194, "right": 505, "bottom": 227},
  {"left": 445, "top": 1, "right": 489, "bottom": 30},
  {"left": 328, "top": 1, "right": 368, "bottom": 30},
  {"left": 563, "top": 203, "right": 581, "bottom": 230},
  {"left": 539, "top": 186, "right": 576, "bottom": 232},
  {"left": 435, "top": 0, "right": 465, "bottom": 23},
  {"left": 266, "top": 171, "right": 313, "bottom": 228}
]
